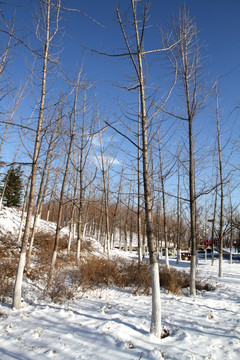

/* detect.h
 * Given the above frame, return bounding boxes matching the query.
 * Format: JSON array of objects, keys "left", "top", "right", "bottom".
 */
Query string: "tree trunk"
[
  {"left": 159, "top": 148, "right": 169, "bottom": 267},
  {"left": 216, "top": 89, "right": 224, "bottom": 278},
  {"left": 131, "top": 0, "right": 161, "bottom": 337},
  {"left": 137, "top": 100, "right": 143, "bottom": 263},
  {"left": 27, "top": 128, "right": 56, "bottom": 265},
  {"left": 13, "top": 0, "right": 57, "bottom": 309},
  {"left": 47, "top": 70, "right": 80, "bottom": 290},
  {"left": 176, "top": 160, "right": 181, "bottom": 263}
]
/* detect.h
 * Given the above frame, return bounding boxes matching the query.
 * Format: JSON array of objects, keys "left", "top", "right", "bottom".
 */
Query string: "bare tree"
[
  {"left": 98, "top": 122, "right": 110, "bottom": 255},
  {"left": 47, "top": 70, "right": 82, "bottom": 290},
  {"left": 158, "top": 144, "right": 170, "bottom": 267},
  {"left": 13, "top": 0, "right": 61, "bottom": 309},
  {"left": 162, "top": 6, "right": 213, "bottom": 295},
  {"left": 75, "top": 87, "right": 96, "bottom": 260},
  {"left": 115, "top": 0, "right": 162, "bottom": 337},
  {"left": 89, "top": 0, "right": 178, "bottom": 337},
  {"left": 26, "top": 114, "right": 60, "bottom": 265},
  {"left": 176, "top": 153, "right": 182, "bottom": 262},
  {"left": 109, "top": 166, "right": 124, "bottom": 250},
  {"left": 215, "top": 87, "right": 224, "bottom": 278},
  {"left": 137, "top": 96, "right": 143, "bottom": 262}
]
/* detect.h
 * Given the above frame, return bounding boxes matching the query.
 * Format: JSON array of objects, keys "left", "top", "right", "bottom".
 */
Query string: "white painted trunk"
[
  {"left": 230, "top": 247, "right": 233, "bottom": 265},
  {"left": 46, "top": 209, "right": 50, "bottom": 222},
  {"left": 138, "top": 245, "right": 143, "bottom": 262},
  {"left": 12, "top": 252, "right": 26, "bottom": 309},
  {"left": 150, "top": 262, "right": 161, "bottom": 338},
  {"left": 219, "top": 254, "right": 223, "bottom": 278},
  {"left": 110, "top": 233, "right": 114, "bottom": 250},
  {"left": 196, "top": 250, "right": 199, "bottom": 267},
  {"left": 68, "top": 221, "right": 74, "bottom": 255},
  {"left": 177, "top": 248, "right": 181, "bottom": 263},
  {"left": 165, "top": 248, "right": 169, "bottom": 267},
  {"left": 83, "top": 223, "right": 87, "bottom": 239},
  {"left": 190, "top": 253, "right": 196, "bottom": 296}
]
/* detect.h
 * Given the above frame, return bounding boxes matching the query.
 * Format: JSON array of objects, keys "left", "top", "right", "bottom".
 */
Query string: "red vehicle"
[
  {"left": 205, "top": 238, "right": 219, "bottom": 247},
  {"left": 199, "top": 238, "right": 219, "bottom": 247}
]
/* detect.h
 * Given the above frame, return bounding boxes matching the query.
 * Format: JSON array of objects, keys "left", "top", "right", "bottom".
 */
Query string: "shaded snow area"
[{"left": 0, "top": 208, "right": 240, "bottom": 359}]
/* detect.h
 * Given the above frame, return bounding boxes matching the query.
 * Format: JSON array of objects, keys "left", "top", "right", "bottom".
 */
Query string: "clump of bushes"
[
  {"left": 25, "top": 232, "right": 95, "bottom": 282},
  {"left": 0, "top": 235, "right": 19, "bottom": 302},
  {"left": 68, "top": 257, "right": 214, "bottom": 297},
  {"left": 159, "top": 265, "right": 190, "bottom": 295},
  {"left": 0, "top": 261, "right": 17, "bottom": 302},
  {"left": 48, "top": 270, "right": 75, "bottom": 303},
  {"left": 0, "top": 231, "right": 214, "bottom": 304},
  {"left": 71, "top": 256, "right": 152, "bottom": 295}
]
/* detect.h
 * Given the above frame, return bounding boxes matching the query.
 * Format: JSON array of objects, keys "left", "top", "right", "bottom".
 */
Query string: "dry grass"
[
  {"left": 69, "top": 256, "right": 152, "bottom": 295},
  {"left": 0, "top": 261, "right": 17, "bottom": 302},
  {"left": 48, "top": 270, "right": 76, "bottom": 304},
  {"left": 0, "top": 232, "right": 214, "bottom": 304},
  {"left": 159, "top": 265, "right": 190, "bottom": 295},
  {"left": 0, "top": 235, "right": 19, "bottom": 301},
  {"left": 24, "top": 233, "right": 95, "bottom": 282},
  {"left": 69, "top": 257, "right": 214, "bottom": 297}
]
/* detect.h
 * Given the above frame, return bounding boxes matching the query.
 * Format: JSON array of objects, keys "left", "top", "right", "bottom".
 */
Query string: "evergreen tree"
[{"left": 2, "top": 166, "right": 23, "bottom": 207}]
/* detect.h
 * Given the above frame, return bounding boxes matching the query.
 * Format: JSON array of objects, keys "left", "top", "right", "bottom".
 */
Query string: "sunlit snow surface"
[{"left": 0, "top": 207, "right": 239, "bottom": 359}]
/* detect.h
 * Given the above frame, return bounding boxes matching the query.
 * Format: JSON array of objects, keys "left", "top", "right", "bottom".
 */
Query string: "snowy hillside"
[
  {"left": 0, "top": 206, "right": 240, "bottom": 359},
  {"left": 0, "top": 206, "right": 68, "bottom": 241}
]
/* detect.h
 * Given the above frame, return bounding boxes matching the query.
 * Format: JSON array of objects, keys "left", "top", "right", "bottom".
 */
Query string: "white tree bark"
[
  {"left": 150, "top": 262, "right": 161, "bottom": 338},
  {"left": 13, "top": 0, "right": 59, "bottom": 309}
]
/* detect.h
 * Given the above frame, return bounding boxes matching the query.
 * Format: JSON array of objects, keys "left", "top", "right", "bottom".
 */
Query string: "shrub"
[
  {"left": 0, "top": 235, "right": 19, "bottom": 301},
  {"left": 159, "top": 265, "right": 190, "bottom": 295},
  {"left": 70, "top": 256, "right": 151, "bottom": 295},
  {"left": 71, "top": 258, "right": 212, "bottom": 296},
  {"left": 48, "top": 270, "right": 75, "bottom": 303},
  {"left": 0, "top": 260, "right": 17, "bottom": 301},
  {"left": 71, "top": 256, "right": 119, "bottom": 290},
  {"left": 0, "top": 230, "right": 214, "bottom": 305}
]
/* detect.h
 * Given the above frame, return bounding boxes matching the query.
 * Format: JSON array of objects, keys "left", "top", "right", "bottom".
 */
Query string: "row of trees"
[{"left": 0, "top": 0, "right": 239, "bottom": 338}]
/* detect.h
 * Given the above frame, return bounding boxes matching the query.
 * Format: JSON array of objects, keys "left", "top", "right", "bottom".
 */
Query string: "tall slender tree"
[
  {"left": 162, "top": 6, "right": 213, "bottom": 295},
  {"left": 13, "top": 0, "right": 61, "bottom": 309},
  {"left": 115, "top": 0, "right": 162, "bottom": 337},
  {"left": 47, "top": 69, "right": 82, "bottom": 290},
  {"left": 92, "top": 0, "right": 177, "bottom": 337},
  {"left": 216, "top": 86, "right": 224, "bottom": 278}
]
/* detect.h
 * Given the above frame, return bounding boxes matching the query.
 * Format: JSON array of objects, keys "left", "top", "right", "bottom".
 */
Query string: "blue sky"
[
  {"left": 1, "top": 0, "right": 239, "bottom": 206},
  {"left": 3, "top": 0, "right": 240, "bottom": 106}
]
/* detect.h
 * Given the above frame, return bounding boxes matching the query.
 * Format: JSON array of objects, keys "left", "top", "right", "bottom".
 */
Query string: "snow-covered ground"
[
  {"left": 0, "top": 207, "right": 69, "bottom": 240},
  {"left": 0, "top": 207, "right": 240, "bottom": 359}
]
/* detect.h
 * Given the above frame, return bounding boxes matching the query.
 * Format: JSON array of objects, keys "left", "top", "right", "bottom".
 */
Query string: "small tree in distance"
[{"left": 2, "top": 166, "right": 23, "bottom": 207}]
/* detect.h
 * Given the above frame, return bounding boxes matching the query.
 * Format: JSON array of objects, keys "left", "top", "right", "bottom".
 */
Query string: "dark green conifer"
[{"left": 2, "top": 166, "right": 23, "bottom": 207}]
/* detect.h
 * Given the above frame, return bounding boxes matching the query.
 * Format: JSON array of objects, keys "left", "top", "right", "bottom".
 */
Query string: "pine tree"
[{"left": 2, "top": 166, "right": 23, "bottom": 207}]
